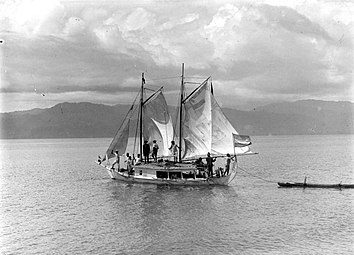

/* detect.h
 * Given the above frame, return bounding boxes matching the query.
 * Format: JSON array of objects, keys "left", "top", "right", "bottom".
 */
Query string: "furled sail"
[
  {"left": 182, "top": 79, "right": 250, "bottom": 159},
  {"left": 143, "top": 89, "right": 174, "bottom": 156}
]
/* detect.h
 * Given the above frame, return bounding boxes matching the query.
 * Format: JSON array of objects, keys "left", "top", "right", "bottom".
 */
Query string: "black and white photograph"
[{"left": 1, "top": 0, "right": 353, "bottom": 254}]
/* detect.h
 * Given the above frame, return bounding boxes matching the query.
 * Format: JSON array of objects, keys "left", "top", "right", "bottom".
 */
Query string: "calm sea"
[{"left": 1, "top": 135, "right": 353, "bottom": 254}]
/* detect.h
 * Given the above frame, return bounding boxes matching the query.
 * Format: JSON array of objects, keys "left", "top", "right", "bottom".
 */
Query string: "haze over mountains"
[{"left": 1, "top": 100, "right": 353, "bottom": 139}]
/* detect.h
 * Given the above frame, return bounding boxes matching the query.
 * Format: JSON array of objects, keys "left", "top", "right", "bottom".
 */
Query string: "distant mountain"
[
  {"left": 0, "top": 100, "right": 353, "bottom": 139},
  {"left": 0, "top": 102, "right": 131, "bottom": 139},
  {"left": 252, "top": 100, "right": 354, "bottom": 135}
]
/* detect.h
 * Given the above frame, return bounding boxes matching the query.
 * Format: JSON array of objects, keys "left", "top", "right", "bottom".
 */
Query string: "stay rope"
[{"left": 237, "top": 166, "right": 275, "bottom": 183}]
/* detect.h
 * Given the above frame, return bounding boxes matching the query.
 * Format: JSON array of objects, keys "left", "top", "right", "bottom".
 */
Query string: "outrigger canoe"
[{"left": 278, "top": 182, "right": 354, "bottom": 189}]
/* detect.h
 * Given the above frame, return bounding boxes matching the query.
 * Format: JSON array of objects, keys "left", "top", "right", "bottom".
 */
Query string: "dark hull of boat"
[{"left": 278, "top": 182, "right": 354, "bottom": 189}]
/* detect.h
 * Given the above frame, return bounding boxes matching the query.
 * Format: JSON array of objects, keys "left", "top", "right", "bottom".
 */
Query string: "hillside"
[
  {"left": 0, "top": 102, "right": 131, "bottom": 139},
  {"left": 0, "top": 100, "right": 353, "bottom": 139}
]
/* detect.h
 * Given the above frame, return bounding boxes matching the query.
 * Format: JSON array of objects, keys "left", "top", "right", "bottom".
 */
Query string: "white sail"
[
  {"left": 182, "top": 79, "right": 250, "bottom": 159},
  {"left": 143, "top": 90, "right": 175, "bottom": 156},
  {"left": 104, "top": 89, "right": 174, "bottom": 159},
  {"left": 152, "top": 116, "right": 174, "bottom": 156},
  {"left": 182, "top": 80, "right": 212, "bottom": 158},
  {"left": 105, "top": 105, "right": 136, "bottom": 160}
]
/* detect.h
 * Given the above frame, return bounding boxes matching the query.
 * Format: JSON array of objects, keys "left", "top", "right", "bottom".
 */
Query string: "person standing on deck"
[
  {"left": 224, "top": 153, "right": 234, "bottom": 176},
  {"left": 206, "top": 152, "right": 216, "bottom": 177},
  {"left": 127, "top": 156, "right": 133, "bottom": 174},
  {"left": 111, "top": 151, "right": 120, "bottom": 170},
  {"left": 143, "top": 141, "right": 150, "bottom": 164},
  {"left": 125, "top": 153, "right": 130, "bottom": 169},
  {"left": 168, "top": 141, "right": 178, "bottom": 163},
  {"left": 152, "top": 140, "right": 159, "bottom": 162}
]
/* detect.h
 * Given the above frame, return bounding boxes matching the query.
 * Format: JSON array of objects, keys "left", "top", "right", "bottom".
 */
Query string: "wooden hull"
[
  {"left": 278, "top": 182, "right": 354, "bottom": 189},
  {"left": 101, "top": 162, "right": 237, "bottom": 186}
]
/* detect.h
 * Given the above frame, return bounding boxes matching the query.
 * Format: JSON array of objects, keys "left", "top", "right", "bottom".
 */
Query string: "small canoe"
[{"left": 278, "top": 182, "right": 354, "bottom": 189}]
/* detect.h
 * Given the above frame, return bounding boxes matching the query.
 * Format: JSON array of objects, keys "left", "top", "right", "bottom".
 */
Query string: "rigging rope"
[
  {"left": 237, "top": 166, "right": 275, "bottom": 183},
  {"left": 146, "top": 76, "right": 181, "bottom": 81},
  {"left": 184, "top": 76, "right": 209, "bottom": 79},
  {"left": 227, "top": 164, "right": 239, "bottom": 185},
  {"left": 105, "top": 90, "right": 141, "bottom": 158}
]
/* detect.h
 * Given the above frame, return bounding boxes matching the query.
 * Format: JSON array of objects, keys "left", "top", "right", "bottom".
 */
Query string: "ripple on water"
[{"left": 1, "top": 136, "right": 353, "bottom": 254}]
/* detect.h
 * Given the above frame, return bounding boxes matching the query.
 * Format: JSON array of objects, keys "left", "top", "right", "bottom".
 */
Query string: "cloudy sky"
[{"left": 0, "top": 0, "right": 353, "bottom": 112}]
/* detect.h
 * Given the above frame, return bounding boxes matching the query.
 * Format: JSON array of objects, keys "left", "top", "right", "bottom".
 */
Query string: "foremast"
[
  {"left": 139, "top": 73, "right": 145, "bottom": 158},
  {"left": 178, "top": 63, "right": 185, "bottom": 162}
]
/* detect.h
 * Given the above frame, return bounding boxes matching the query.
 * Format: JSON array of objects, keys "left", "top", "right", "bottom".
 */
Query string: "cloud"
[
  {"left": 1, "top": 0, "right": 65, "bottom": 35},
  {"left": 258, "top": 4, "right": 332, "bottom": 42},
  {"left": 63, "top": 17, "right": 87, "bottom": 37},
  {"left": 201, "top": 3, "right": 353, "bottom": 106},
  {"left": 124, "top": 8, "right": 156, "bottom": 31},
  {"left": 0, "top": 0, "right": 353, "bottom": 112},
  {"left": 0, "top": 32, "right": 147, "bottom": 93}
]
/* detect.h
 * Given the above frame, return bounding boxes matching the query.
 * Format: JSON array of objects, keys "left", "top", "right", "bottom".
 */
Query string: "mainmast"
[
  {"left": 139, "top": 72, "right": 145, "bottom": 158},
  {"left": 178, "top": 63, "right": 184, "bottom": 162}
]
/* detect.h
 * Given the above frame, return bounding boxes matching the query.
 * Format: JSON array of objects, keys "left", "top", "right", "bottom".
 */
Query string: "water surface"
[{"left": 1, "top": 135, "right": 353, "bottom": 254}]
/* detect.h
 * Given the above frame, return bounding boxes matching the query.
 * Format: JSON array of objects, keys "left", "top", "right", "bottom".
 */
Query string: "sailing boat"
[{"left": 97, "top": 64, "right": 254, "bottom": 186}]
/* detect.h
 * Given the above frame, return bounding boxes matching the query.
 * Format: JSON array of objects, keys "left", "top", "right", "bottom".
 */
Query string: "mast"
[
  {"left": 140, "top": 72, "right": 145, "bottom": 158},
  {"left": 178, "top": 63, "right": 184, "bottom": 162}
]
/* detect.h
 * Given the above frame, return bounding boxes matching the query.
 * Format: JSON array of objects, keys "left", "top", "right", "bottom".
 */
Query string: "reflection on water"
[
  {"left": 1, "top": 136, "right": 353, "bottom": 254},
  {"left": 104, "top": 184, "right": 239, "bottom": 254}
]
